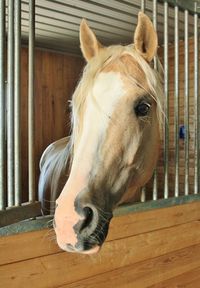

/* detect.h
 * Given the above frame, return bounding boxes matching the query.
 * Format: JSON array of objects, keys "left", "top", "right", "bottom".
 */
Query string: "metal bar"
[
  {"left": 152, "top": 0, "right": 158, "bottom": 200},
  {"left": 28, "top": 0, "right": 35, "bottom": 202},
  {"left": 165, "top": 0, "right": 200, "bottom": 15},
  {"left": 164, "top": 1, "right": 169, "bottom": 199},
  {"left": 174, "top": 5, "right": 179, "bottom": 197},
  {"left": 140, "top": 0, "right": 146, "bottom": 202},
  {"left": 153, "top": 0, "right": 158, "bottom": 70},
  {"left": 152, "top": 170, "right": 158, "bottom": 200},
  {"left": 7, "top": 0, "right": 15, "bottom": 207},
  {"left": 0, "top": 202, "right": 42, "bottom": 227},
  {"left": 14, "top": 0, "right": 22, "bottom": 206},
  {"left": 194, "top": 2, "right": 199, "bottom": 195},
  {"left": 0, "top": 0, "right": 5, "bottom": 210},
  {"left": 141, "top": 0, "right": 146, "bottom": 13},
  {"left": 140, "top": 186, "right": 146, "bottom": 203},
  {"left": 184, "top": 9, "right": 189, "bottom": 196}
]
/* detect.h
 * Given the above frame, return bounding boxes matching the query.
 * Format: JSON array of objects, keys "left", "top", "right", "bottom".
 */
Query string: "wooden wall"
[
  {"left": 1, "top": 201, "right": 200, "bottom": 287},
  {"left": 20, "top": 48, "right": 84, "bottom": 202}
]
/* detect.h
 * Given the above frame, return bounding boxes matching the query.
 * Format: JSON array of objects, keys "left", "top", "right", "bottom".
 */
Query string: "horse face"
[{"left": 54, "top": 13, "right": 162, "bottom": 254}]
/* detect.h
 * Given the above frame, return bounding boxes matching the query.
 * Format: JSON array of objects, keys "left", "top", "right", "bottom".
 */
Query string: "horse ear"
[
  {"left": 134, "top": 12, "right": 158, "bottom": 62},
  {"left": 80, "top": 19, "right": 102, "bottom": 62}
]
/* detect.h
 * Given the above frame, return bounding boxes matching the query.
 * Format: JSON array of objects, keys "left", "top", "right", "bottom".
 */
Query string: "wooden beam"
[
  {"left": 0, "top": 202, "right": 41, "bottom": 227},
  {"left": 1, "top": 221, "right": 200, "bottom": 287},
  {"left": 1, "top": 201, "right": 200, "bottom": 266},
  {"left": 150, "top": 266, "right": 200, "bottom": 288},
  {"left": 60, "top": 244, "right": 200, "bottom": 288}
]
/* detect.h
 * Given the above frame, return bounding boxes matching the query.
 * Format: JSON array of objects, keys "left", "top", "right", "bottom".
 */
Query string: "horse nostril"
[{"left": 81, "top": 206, "right": 94, "bottom": 231}]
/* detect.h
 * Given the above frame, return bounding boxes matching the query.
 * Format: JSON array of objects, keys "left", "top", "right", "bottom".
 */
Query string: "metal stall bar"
[
  {"left": 0, "top": 1, "right": 5, "bottom": 210},
  {"left": 174, "top": 5, "right": 179, "bottom": 197},
  {"left": 164, "top": 1, "right": 169, "bottom": 199},
  {"left": 194, "top": 2, "right": 199, "bottom": 195},
  {"left": 7, "top": 0, "right": 15, "bottom": 207},
  {"left": 140, "top": 0, "right": 146, "bottom": 203},
  {"left": 141, "top": 0, "right": 146, "bottom": 13},
  {"left": 184, "top": 9, "right": 189, "bottom": 196},
  {"left": 14, "top": 0, "right": 22, "bottom": 206},
  {"left": 153, "top": 0, "right": 158, "bottom": 70},
  {"left": 152, "top": 0, "right": 158, "bottom": 200},
  {"left": 28, "top": 0, "right": 36, "bottom": 202}
]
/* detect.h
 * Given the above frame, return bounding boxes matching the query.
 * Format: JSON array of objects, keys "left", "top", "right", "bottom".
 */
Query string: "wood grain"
[
  {"left": 1, "top": 201, "right": 200, "bottom": 266},
  {"left": 149, "top": 266, "right": 200, "bottom": 288},
  {"left": 60, "top": 244, "right": 200, "bottom": 288},
  {"left": 20, "top": 48, "right": 84, "bottom": 203},
  {"left": 1, "top": 219, "right": 200, "bottom": 287}
]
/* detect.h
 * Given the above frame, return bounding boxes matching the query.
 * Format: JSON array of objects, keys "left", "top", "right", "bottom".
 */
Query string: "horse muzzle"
[{"left": 54, "top": 202, "right": 113, "bottom": 254}]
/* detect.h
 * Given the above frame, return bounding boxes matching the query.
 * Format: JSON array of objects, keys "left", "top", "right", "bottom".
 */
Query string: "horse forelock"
[{"left": 71, "top": 44, "right": 164, "bottom": 157}]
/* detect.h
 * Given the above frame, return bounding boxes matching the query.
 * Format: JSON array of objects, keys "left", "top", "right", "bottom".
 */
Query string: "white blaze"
[{"left": 55, "top": 71, "right": 125, "bottom": 250}]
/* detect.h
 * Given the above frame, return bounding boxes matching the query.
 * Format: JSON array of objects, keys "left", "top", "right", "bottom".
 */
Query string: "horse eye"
[{"left": 135, "top": 102, "right": 151, "bottom": 117}]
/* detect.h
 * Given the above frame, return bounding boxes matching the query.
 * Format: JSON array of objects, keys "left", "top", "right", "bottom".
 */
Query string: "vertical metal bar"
[
  {"left": 141, "top": 0, "right": 146, "bottom": 13},
  {"left": 28, "top": 0, "right": 35, "bottom": 202},
  {"left": 14, "top": 0, "right": 21, "bottom": 206},
  {"left": 7, "top": 0, "right": 15, "bottom": 207},
  {"left": 194, "top": 2, "right": 199, "bottom": 194},
  {"left": 140, "top": 186, "right": 146, "bottom": 203},
  {"left": 174, "top": 5, "right": 179, "bottom": 197},
  {"left": 140, "top": 0, "right": 146, "bottom": 202},
  {"left": 153, "top": 0, "right": 158, "bottom": 70},
  {"left": 184, "top": 9, "right": 189, "bottom": 196},
  {"left": 0, "top": 0, "right": 5, "bottom": 210},
  {"left": 152, "top": 0, "right": 158, "bottom": 200},
  {"left": 164, "top": 1, "right": 169, "bottom": 199}
]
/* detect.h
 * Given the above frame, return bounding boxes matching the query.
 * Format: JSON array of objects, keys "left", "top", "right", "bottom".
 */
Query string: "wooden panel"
[
  {"left": 1, "top": 203, "right": 200, "bottom": 287},
  {"left": 150, "top": 267, "right": 200, "bottom": 288},
  {"left": 0, "top": 229, "right": 60, "bottom": 266},
  {"left": 1, "top": 201, "right": 200, "bottom": 266},
  {"left": 1, "top": 221, "right": 200, "bottom": 287},
  {"left": 20, "top": 48, "right": 84, "bottom": 203},
  {"left": 60, "top": 244, "right": 200, "bottom": 288},
  {"left": 0, "top": 202, "right": 41, "bottom": 227}
]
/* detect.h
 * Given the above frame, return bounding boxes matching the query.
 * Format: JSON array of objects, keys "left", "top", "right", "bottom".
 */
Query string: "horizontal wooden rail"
[
  {"left": 0, "top": 201, "right": 41, "bottom": 227},
  {"left": 1, "top": 194, "right": 200, "bottom": 236},
  {"left": 1, "top": 201, "right": 200, "bottom": 287}
]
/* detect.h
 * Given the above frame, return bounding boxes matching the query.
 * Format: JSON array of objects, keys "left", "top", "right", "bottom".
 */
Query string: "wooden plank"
[
  {"left": 0, "top": 202, "right": 42, "bottom": 227},
  {"left": 59, "top": 244, "right": 200, "bottom": 288},
  {"left": 1, "top": 221, "right": 200, "bottom": 287},
  {"left": 20, "top": 47, "right": 84, "bottom": 202},
  {"left": 149, "top": 266, "right": 200, "bottom": 288},
  {"left": 0, "top": 229, "right": 60, "bottom": 266},
  {"left": 1, "top": 201, "right": 200, "bottom": 266}
]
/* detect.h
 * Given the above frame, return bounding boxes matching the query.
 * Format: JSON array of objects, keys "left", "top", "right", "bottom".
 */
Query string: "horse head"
[{"left": 39, "top": 12, "right": 164, "bottom": 254}]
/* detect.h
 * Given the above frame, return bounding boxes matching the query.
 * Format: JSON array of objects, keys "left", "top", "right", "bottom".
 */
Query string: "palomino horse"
[{"left": 39, "top": 12, "right": 164, "bottom": 254}]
